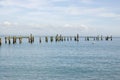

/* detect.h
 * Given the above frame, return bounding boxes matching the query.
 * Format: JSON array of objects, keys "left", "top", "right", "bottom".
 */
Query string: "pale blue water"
[{"left": 0, "top": 37, "right": 120, "bottom": 80}]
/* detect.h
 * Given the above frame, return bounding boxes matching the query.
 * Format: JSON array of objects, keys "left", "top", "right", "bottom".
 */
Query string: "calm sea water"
[{"left": 0, "top": 37, "right": 120, "bottom": 80}]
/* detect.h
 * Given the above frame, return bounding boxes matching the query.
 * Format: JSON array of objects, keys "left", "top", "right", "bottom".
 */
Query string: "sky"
[{"left": 0, "top": 0, "right": 120, "bottom": 36}]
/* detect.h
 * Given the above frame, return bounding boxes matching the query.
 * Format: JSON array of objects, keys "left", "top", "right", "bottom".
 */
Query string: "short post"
[
  {"left": 13, "top": 36, "right": 17, "bottom": 44},
  {"left": 39, "top": 37, "right": 42, "bottom": 43},
  {"left": 67, "top": 37, "right": 69, "bottom": 41},
  {"left": 93, "top": 37, "right": 95, "bottom": 41},
  {"left": 105, "top": 36, "right": 109, "bottom": 41},
  {"left": 74, "top": 36, "right": 77, "bottom": 41},
  {"left": 0, "top": 38, "right": 2, "bottom": 46},
  {"left": 61, "top": 37, "right": 63, "bottom": 41},
  {"left": 45, "top": 36, "right": 48, "bottom": 42},
  {"left": 64, "top": 37, "right": 66, "bottom": 41},
  {"left": 19, "top": 37, "right": 22, "bottom": 44},
  {"left": 8, "top": 37, "right": 11, "bottom": 44},
  {"left": 101, "top": 35, "right": 103, "bottom": 41},
  {"left": 110, "top": 35, "right": 112, "bottom": 41},
  {"left": 87, "top": 36, "right": 89, "bottom": 41},
  {"left": 50, "top": 36, "right": 53, "bottom": 42},
  {"left": 76, "top": 34, "right": 79, "bottom": 41},
  {"left": 55, "top": 34, "right": 58, "bottom": 42},
  {"left": 70, "top": 37, "right": 72, "bottom": 41},
  {"left": 5, "top": 37, "right": 7, "bottom": 44}
]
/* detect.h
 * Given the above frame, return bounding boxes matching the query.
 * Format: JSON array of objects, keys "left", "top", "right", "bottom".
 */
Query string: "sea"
[{"left": 0, "top": 37, "right": 120, "bottom": 80}]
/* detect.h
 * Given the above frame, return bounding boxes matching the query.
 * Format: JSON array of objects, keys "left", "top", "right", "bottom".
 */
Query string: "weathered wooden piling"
[
  {"left": 67, "top": 37, "right": 69, "bottom": 41},
  {"left": 50, "top": 36, "right": 53, "bottom": 42},
  {"left": 76, "top": 34, "right": 79, "bottom": 41},
  {"left": 31, "top": 36, "right": 34, "bottom": 43},
  {"left": 45, "top": 36, "right": 48, "bottom": 42},
  {"left": 70, "top": 37, "right": 72, "bottom": 41},
  {"left": 28, "top": 34, "right": 34, "bottom": 43},
  {"left": 19, "top": 37, "right": 22, "bottom": 44},
  {"left": 100, "top": 35, "right": 103, "bottom": 40},
  {"left": 110, "top": 35, "right": 112, "bottom": 41},
  {"left": 39, "top": 37, "right": 41, "bottom": 43},
  {"left": 96, "top": 35, "right": 99, "bottom": 41},
  {"left": 64, "top": 37, "right": 66, "bottom": 41},
  {"left": 105, "top": 36, "right": 109, "bottom": 41},
  {"left": 74, "top": 36, "right": 77, "bottom": 41},
  {"left": 61, "top": 36, "right": 64, "bottom": 41},
  {"left": 13, "top": 36, "right": 17, "bottom": 44},
  {"left": 8, "top": 37, "right": 11, "bottom": 44},
  {"left": 55, "top": 34, "right": 58, "bottom": 42},
  {"left": 87, "top": 37, "right": 89, "bottom": 41},
  {"left": 5, "top": 37, "right": 7, "bottom": 44},
  {"left": 0, "top": 39, "right": 1, "bottom": 45},
  {"left": 93, "top": 37, "right": 96, "bottom": 41}
]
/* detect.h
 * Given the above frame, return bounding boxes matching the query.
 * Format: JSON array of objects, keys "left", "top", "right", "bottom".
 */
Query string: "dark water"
[{"left": 0, "top": 38, "right": 120, "bottom": 80}]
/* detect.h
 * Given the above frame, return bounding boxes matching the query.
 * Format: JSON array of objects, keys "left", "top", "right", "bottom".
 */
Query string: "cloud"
[
  {"left": 65, "top": 6, "right": 106, "bottom": 16},
  {"left": 0, "top": 21, "right": 18, "bottom": 27},
  {"left": 80, "top": 0, "right": 94, "bottom": 4},
  {"left": 98, "top": 13, "right": 120, "bottom": 18}
]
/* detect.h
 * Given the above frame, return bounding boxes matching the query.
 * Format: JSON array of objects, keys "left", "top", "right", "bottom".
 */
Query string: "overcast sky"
[{"left": 0, "top": 0, "right": 120, "bottom": 36}]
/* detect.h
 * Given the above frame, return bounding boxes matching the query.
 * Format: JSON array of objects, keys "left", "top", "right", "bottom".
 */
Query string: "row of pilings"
[
  {"left": 85, "top": 35, "right": 112, "bottom": 41},
  {"left": 39, "top": 34, "right": 79, "bottom": 43},
  {"left": 0, "top": 34, "right": 113, "bottom": 46}
]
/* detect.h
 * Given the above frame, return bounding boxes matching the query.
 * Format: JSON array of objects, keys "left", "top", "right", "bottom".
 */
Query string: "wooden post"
[
  {"left": 19, "top": 37, "right": 22, "bottom": 44},
  {"left": 61, "top": 37, "right": 63, "bottom": 41},
  {"left": 55, "top": 34, "right": 58, "bottom": 42},
  {"left": 70, "top": 37, "right": 72, "bottom": 41},
  {"left": 105, "top": 36, "right": 109, "bottom": 41},
  {"left": 93, "top": 37, "right": 95, "bottom": 41},
  {"left": 87, "top": 37, "right": 89, "bottom": 41},
  {"left": 32, "top": 36, "right": 34, "bottom": 43},
  {"left": 101, "top": 35, "right": 103, "bottom": 41},
  {"left": 50, "top": 36, "right": 53, "bottom": 42},
  {"left": 13, "top": 36, "right": 17, "bottom": 44},
  {"left": 0, "top": 38, "right": 1, "bottom": 46},
  {"left": 67, "top": 37, "right": 69, "bottom": 41},
  {"left": 110, "top": 35, "right": 112, "bottom": 41},
  {"left": 96, "top": 35, "right": 99, "bottom": 41},
  {"left": 77, "top": 34, "right": 79, "bottom": 42},
  {"left": 5, "top": 37, "right": 7, "bottom": 44},
  {"left": 64, "top": 37, "right": 66, "bottom": 41},
  {"left": 74, "top": 36, "right": 77, "bottom": 41},
  {"left": 39, "top": 37, "right": 42, "bottom": 43},
  {"left": 45, "top": 36, "right": 48, "bottom": 42},
  {"left": 8, "top": 37, "right": 11, "bottom": 44},
  {"left": 28, "top": 37, "right": 31, "bottom": 43}
]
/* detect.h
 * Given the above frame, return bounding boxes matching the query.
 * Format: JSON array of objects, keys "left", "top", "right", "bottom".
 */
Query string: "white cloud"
[
  {"left": 98, "top": 13, "right": 120, "bottom": 18},
  {"left": 65, "top": 7, "right": 106, "bottom": 16},
  {"left": 80, "top": 0, "right": 94, "bottom": 4},
  {"left": 0, "top": 0, "right": 50, "bottom": 9},
  {"left": 0, "top": 21, "right": 18, "bottom": 27}
]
